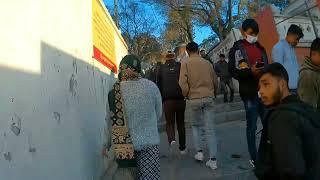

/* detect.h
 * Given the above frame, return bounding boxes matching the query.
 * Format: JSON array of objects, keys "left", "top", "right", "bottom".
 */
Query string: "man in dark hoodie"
[
  {"left": 228, "top": 19, "right": 268, "bottom": 166},
  {"left": 298, "top": 38, "right": 320, "bottom": 111},
  {"left": 215, "top": 53, "right": 234, "bottom": 102},
  {"left": 256, "top": 63, "right": 320, "bottom": 180},
  {"left": 157, "top": 51, "right": 186, "bottom": 155}
]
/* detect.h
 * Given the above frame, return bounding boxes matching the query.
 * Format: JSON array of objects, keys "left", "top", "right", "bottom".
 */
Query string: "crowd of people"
[{"left": 103, "top": 18, "right": 320, "bottom": 180}]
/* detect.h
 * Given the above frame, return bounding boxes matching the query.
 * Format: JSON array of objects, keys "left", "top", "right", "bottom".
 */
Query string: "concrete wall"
[
  {"left": 275, "top": 15, "right": 320, "bottom": 47},
  {"left": 0, "top": 1, "right": 126, "bottom": 180}
]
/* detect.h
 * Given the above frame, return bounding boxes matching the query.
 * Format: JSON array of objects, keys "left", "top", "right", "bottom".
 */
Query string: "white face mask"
[{"left": 246, "top": 34, "right": 258, "bottom": 44}]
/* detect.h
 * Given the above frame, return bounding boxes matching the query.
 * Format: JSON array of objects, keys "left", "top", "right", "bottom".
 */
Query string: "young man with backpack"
[
  {"left": 157, "top": 51, "right": 186, "bottom": 155},
  {"left": 256, "top": 63, "right": 320, "bottom": 180}
]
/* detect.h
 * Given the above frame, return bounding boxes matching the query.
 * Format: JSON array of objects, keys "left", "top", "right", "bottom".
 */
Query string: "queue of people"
[{"left": 102, "top": 18, "right": 320, "bottom": 180}]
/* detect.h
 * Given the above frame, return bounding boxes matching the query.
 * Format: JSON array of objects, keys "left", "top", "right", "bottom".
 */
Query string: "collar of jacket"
[
  {"left": 262, "top": 95, "right": 301, "bottom": 125},
  {"left": 233, "top": 39, "right": 268, "bottom": 67},
  {"left": 165, "top": 59, "right": 176, "bottom": 65}
]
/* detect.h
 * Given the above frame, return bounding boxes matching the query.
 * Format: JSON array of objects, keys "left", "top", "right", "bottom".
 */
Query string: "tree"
[
  {"left": 162, "top": 8, "right": 194, "bottom": 49},
  {"left": 199, "top": 34, "right": 220, "bottom": 51},
  {"left": 148, "top": 0, "right": 253, "bottom": 41},
  {"left": 264, "top": 0, "right": 289, "bottom": 10},
  {"left": 190, "top": 0, "right": 255, "bottom": 40},
  {"left": 130, "top": 33, "right": 162, "bottom": 62},
  {"left": 106, "top": 0, "right": 162, "bottom": 62}
]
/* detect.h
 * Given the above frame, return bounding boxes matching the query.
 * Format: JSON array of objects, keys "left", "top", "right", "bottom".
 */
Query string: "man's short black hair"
[
  {"left": 287, "top": 24, "right": 304, "bottom": 39},
  {"left": 186, "top": 42, "right": 199, "bottom": 53},
  {"left": 262, "top": 63, "right": 289, "bottom": 83},
  {"left": 242, "top": 19, "right": 259, "bottom": 34},
  {"left": 311, "top": 38, "right": 320, "bottom": 54},
  {"left": 219, "top": 54, "right": 225, "bottom": 58}
]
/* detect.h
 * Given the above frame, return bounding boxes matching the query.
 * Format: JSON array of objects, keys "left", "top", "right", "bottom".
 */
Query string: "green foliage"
[{"left": 265, "top": 0, "right": 289, "bottom": 10}]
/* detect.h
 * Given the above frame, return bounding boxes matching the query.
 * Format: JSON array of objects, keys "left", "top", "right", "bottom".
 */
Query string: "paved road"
[{"left": 160, "top": 120, "right": 261, "bottom": 180}]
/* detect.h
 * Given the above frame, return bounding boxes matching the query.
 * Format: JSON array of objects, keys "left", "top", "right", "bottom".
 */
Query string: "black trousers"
[{"left": 163, "top": 99, "right": 186, "bottom": 150}]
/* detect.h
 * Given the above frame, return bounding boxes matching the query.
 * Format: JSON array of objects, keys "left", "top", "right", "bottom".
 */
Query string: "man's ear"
[
  {"left": 279, "top": 79, "right": 287, "bottom": 90},
  {"left": 240, "top": 28, "right": 245, "bottom": 37}
]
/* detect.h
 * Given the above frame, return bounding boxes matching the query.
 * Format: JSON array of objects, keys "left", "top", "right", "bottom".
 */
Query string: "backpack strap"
[{"left": 185, "top": 62, "right": 190, "bottom": 98}]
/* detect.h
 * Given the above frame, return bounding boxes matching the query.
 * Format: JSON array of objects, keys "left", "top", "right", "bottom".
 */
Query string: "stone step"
[
  {"left": 214, "top": 94, "right": 242, "bottom": 104},
  {"left": 215, "top": 109, "right": 246, "bottom": 124},
  {"left": 159, "top": 94, "right": 246, "bottom": 132},
  {"left": 214, "top": 101, "right": 244, "bottom": 113},
  {"left": 159, "top": 109, "right": 246, "bottom": 132}
]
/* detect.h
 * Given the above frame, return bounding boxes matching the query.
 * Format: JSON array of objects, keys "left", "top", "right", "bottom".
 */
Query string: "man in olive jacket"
[{"left": 298, "top": 38, "right": 320, "bottom": 111}]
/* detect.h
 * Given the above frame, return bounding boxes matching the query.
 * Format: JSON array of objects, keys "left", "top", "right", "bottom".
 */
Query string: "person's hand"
[
  {"left": 239, "top": 62, "right": 249, "bottom": 69},
  {"left": 251, "top": 65, "right": 262, "bottom": 78}
]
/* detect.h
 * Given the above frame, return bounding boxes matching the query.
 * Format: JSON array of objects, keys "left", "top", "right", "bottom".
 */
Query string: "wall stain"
[
  {"left": 10, "top": 114, "right": 22, "bottom": 136},
  {"left": 28, "top": 133, "right": 36, "bottom": 154},
  {"left": 53, "top": 112, "right": 61, "bottom": 124},
  {"left": 72, "top": 59, "right": 78, "bottom": 74},
  {"left": 69, "top": 74, "right": 78, "bottom": 97},
  {"left": 101, "top": 76, "right": 105, "bottom": 101},
  {"left": 3, "top": 152, "right": 11, "bottom": 162},
  {"left": 10, "top": 97, "right": 14, "bottom": 103},
  {"left": 53, "top": 64, "right": 60, "bottom": 73}
]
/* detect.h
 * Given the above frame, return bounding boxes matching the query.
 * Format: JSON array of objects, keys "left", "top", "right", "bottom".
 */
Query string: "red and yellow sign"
[{"left": 92, "top": 0, "right": 117, "bottom": 73}]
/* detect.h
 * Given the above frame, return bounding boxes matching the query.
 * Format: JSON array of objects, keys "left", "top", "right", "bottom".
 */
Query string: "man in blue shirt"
[{"left": 272, "top": 24, "right": 304, "bottom": 93}]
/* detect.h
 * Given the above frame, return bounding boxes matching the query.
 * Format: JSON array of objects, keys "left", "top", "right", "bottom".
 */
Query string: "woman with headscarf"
[{"left": 104, "top": 55, "right": 162, "bottom": 180}]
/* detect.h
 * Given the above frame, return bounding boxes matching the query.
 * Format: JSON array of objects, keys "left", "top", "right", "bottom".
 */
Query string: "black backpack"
[
  {"left": 255, "top": 103, "right": 320, "bottom": 180},
  {"left": 158, "top": 61, "right": 184, "bottom": 101}
]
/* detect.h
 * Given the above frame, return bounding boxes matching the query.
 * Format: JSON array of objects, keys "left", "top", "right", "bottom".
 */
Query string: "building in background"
[{"left": 212, "top": 1, "right": 320, "bottom": 65}]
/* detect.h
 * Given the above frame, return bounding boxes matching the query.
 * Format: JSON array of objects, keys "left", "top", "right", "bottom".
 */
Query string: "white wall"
[
  {"left": 0, "top": 1, "right": 126, "bottom": 180},
  {"left": 275, "top": 15, "right": 320, "bottom": 47},
  {"left": 211, "top": 28, "right": 242, "bottom": 63}
]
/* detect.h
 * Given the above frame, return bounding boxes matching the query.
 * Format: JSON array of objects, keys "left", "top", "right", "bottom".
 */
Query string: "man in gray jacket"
[{"left": 215, "top": 54, "right": 234, "bottom": 102}]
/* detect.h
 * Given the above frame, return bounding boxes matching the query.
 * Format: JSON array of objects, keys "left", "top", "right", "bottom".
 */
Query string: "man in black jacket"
[
  {"left": 157, "top": 51, "right": 186, "bottom": 154},
  {"left": 228, "top": 19, "right": 268, "bottom": 166},
  {"left": 215, "top": 54, "right": 234, "bottom": 102},
  {"left": 256, "top": 63, "right": 320, "bottom": 180}
]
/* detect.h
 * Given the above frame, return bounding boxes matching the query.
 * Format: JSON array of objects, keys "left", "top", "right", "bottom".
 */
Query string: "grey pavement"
[{"left": 160, "top": 120, "right": 262, "bottom": 180}]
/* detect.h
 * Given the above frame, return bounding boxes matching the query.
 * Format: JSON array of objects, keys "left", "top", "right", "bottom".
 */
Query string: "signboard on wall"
[{"left": 92, "top": 0, "right": 117, "bottom": 73}]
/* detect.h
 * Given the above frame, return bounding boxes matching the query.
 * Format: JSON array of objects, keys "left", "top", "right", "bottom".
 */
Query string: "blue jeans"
[
  {"left": 242, "top": 96, "right": 265, "bottom": 162},
  {"left": 289, "top": 89, "right": 297, "bottom": 94},
  {"left": 188, "top": 97, "right": 217, "bottom": 158}
]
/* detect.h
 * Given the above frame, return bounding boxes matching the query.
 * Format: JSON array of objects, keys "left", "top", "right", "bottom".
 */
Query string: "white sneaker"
[
  {"left": 169, "top": 141, "right": 179, "bottom": 157},
  {"left": 206, "top": 159, "right": 218, "bottom": 170},
  {"left": 180, "top": 149, "right": 187, "bottom": 155},
  {"left": 194, "top": 151, "right": 204, "bottom": 161},
  {"left": 170, "top": 140, "right": 177, "bottom": 146}
]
